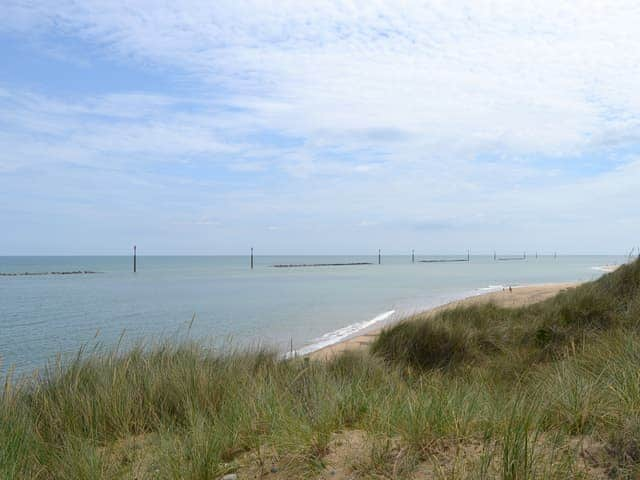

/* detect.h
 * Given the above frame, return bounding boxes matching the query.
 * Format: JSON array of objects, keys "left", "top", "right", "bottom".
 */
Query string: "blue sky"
[{"left": 1, "top": 1, "right": 639, "bottom": 255}]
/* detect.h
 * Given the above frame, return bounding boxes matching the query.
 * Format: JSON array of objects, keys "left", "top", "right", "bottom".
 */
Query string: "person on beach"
[{"left": 509, "top": 286, "right": 512, "bottom": 293}]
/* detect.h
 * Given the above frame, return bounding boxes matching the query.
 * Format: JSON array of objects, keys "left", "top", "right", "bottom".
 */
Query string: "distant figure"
[{"left": 508, "top": 286, "right": 513, "bottom": 293}]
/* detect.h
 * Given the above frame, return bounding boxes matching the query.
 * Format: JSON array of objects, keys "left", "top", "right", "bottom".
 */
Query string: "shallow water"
[{"left": 0, "top": 255, "right": 625, "bottom": 374}]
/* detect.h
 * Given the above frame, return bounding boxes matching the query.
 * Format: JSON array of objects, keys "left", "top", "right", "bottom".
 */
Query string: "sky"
[{"left": 1, "top": 1, "right": 639, "bottom": 255}]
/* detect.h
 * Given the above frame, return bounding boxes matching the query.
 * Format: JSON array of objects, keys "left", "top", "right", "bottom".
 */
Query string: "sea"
[{"left": 0, "top": 254, "right": 626, "bottom": 376}]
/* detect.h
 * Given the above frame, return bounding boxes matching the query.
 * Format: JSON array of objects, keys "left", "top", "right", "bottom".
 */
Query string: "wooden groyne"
[
  {"left": 0, "top": 271, "right": 100, "bottom": 276},
  {"left": 418, "top": 258, "right": 468, "bottom": 263},
  {"left": 497, "top": 257, "right": 526, "bottom": 261},
  {"left": 273, "top": 262, "right": 373, "bottom": 268}
]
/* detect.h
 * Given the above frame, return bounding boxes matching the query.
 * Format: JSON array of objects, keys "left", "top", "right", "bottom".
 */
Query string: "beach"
[
  {"left": 6, "top": 5, "right": 640, "bottom": 475},
  {"left": 310, "top": 282, "right": 578, "bottom": 360},
  {"left": 309, "top": 264, "right": 622, "bottom": 360}
]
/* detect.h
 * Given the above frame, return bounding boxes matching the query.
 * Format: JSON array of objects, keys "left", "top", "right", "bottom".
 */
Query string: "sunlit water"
[{"left": 0, "top": 255, "right": 625, "bottom": 375}]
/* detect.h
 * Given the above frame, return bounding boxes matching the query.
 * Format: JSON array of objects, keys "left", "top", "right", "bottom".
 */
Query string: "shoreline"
[
  {"left": 308, "top": 281, "right": 579, "bottom": 360},
  {"left": 305, "top": 263, "right": 622, "bottom": 360}
]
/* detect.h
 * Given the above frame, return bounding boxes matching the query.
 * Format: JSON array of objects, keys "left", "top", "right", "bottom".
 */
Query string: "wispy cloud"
[{"left": 8, "top": 1, "right": 640, "bottom": 152}]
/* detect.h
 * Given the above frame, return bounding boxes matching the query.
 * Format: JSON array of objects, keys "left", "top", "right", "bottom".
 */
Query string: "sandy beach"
[{"left": 310, "top": 282, "right": 578, "bottom": 360}]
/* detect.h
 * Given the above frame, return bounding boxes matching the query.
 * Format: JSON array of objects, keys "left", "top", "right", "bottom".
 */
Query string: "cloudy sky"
[{"left": 1, "top": 1, "right": 639, "bottom": 255}]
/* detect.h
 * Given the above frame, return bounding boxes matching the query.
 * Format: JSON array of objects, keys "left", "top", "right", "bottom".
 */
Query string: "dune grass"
[{"left": 1, "top": 260, "right": 640, "bottom": 479}]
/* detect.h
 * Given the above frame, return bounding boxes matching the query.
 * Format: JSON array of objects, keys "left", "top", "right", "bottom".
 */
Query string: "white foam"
[
  {"left": 286, "top": 309, "right": 396, "bottom": 358},
  {"left": 477, "top": 284, "right": 506, "bottom": 293},
  {"left": 591, "top": 265, "right": 618, "bottom": 272}
]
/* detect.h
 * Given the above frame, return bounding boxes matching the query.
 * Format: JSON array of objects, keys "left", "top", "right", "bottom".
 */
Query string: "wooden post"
[
  {"left": 250, "top": 247, "right": 254, "bottom": 269},
  {"left": 467, "top": 249, "right": 470, "bottom": 262},
  {"left": 378, "top": 249, "right": 381, "bottom": 265},
  {"left": 412, "top": 249, "right": 415, "bottom": 263},
  {"left": 133, "top": 245, "right": 136, "bottom": 273},
  {"left": 493, "top": 251, "right": 496, "bottom": 261}
]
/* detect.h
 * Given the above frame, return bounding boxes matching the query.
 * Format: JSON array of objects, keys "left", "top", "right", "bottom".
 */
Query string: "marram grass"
[{"left": 1, "top": 260, "right": 640, "bottom": 479}]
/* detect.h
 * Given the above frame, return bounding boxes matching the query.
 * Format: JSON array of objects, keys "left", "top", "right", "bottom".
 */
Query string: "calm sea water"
[{"left": 0, "top": 255, "right": 625, "bottom": 375}]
